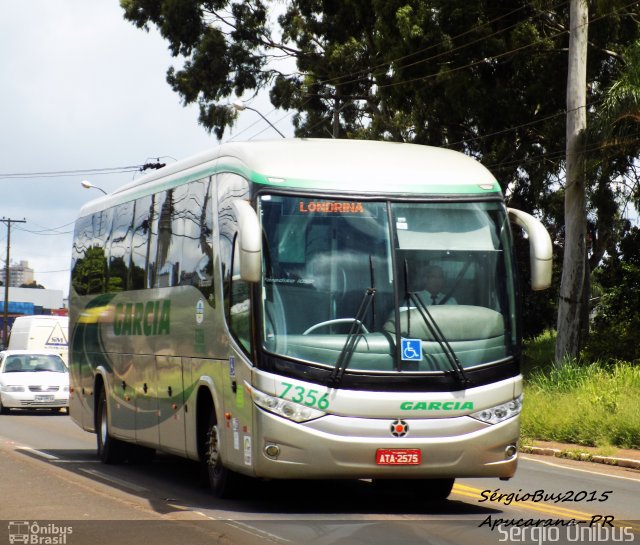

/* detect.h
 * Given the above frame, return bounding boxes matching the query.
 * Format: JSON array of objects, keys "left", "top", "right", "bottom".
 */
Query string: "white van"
[{"left": 8, "top": 315, "right": 69, "bottom": 365}]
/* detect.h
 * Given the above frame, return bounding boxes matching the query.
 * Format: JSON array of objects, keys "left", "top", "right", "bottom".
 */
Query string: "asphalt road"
[{"left": 0, "top": 411, "right": 638, "bottom": 545}]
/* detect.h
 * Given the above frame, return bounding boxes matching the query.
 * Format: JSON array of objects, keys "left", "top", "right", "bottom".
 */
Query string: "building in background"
[{"left": 1, "top": 260, "right": 35, "bottom": 287}]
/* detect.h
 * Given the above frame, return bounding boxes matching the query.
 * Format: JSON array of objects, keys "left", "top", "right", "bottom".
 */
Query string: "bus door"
[{"left": 156, "top": 355, "right": 186, "bottom": 456}]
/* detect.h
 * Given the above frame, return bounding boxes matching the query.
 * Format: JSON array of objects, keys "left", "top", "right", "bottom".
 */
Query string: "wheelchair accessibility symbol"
[{"left": 401, "top": 339, "right": 422, "bottom": 361}]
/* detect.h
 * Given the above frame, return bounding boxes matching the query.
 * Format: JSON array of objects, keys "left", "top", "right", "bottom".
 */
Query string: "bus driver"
[{"left": 418, "top": 265, "right": 457, "bottom": 305}]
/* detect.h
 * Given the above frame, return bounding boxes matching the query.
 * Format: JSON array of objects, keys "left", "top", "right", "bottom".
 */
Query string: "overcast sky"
[{"left": 1, "top": 1, "right": 292, "bottom": 298}]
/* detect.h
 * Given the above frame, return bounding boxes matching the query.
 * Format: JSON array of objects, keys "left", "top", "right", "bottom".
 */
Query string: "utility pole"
[
  {"left": 1, "top": 218, "right": 26, "bottom": 347},
  {"left": 556, "top": 0, "right": 588, "bottom": 363}
]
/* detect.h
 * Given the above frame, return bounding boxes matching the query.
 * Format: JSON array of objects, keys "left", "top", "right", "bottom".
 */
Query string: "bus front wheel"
[{"left": 205, "top": 418, "right": 240, "bottom": 498}]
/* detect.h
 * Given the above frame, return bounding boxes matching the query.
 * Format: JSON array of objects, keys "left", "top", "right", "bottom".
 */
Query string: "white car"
[{"left": 0, "top": 350, "right": 69, "bottom": 414}]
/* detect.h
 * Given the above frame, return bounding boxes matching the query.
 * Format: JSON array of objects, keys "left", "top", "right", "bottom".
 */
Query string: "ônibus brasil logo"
[{"left": 8, "top": 522, "right": 73, "bottom": 545}]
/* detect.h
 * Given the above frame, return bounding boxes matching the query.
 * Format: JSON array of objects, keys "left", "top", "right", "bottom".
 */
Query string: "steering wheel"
[{"left": 303, "top": 318, "right": 370, "bottom": 335}]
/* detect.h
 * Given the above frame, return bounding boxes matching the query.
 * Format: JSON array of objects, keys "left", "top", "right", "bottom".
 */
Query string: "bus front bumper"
[{"left": 252, "top": 408, "right": 520, "bottom": 480}]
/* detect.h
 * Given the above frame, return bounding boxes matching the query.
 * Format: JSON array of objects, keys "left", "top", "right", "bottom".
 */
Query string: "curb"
[{"left": 521, "top": 445, "right": 640, "bottom": 470}]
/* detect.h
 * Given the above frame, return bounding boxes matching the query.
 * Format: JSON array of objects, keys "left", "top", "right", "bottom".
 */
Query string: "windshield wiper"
[
  {"left": 409, "top": 291, "right": 470, "bottom": 385},
  {"left": 401, "top": 259, "right": 469, "bottom": 385},
  {"left": 328, "top": 256, "right": 376, "bottom": 387}
]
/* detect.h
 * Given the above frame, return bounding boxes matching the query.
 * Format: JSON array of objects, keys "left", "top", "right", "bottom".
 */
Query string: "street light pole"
[
  {"left": 81, "top": 180, "right": 107, "bottom": 195},
  {"left": 232, "top": 100, "right": 286, "bottom": 138},
  {"left": 1, "top": 217, "right": 26, "bottom": 348}
]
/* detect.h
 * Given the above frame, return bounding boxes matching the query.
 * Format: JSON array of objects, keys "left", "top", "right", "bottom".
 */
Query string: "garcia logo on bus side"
[
  {"left": 113, "top": 300, "right": 171, "bottom": 336},
  {"left": 400, "top": 401, "right": 474, "bottom": 411}
]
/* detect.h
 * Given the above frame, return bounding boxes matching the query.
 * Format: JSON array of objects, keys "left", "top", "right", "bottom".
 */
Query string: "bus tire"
[
  {"left": 425, "top": 478, "right": 455, "bottom": 500},
  {"left": 373, "top": 477, "right": 454, "bottom": 501},
  {"left": 96, "top": 387, "right": 128, "bottom": 464},
  {"left": 204, "top": 416, "right": 239, "bottom": 498}
]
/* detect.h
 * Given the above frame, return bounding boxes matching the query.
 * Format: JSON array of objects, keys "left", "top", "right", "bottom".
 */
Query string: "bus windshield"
[{"left": 259, "top": 195, "right": 517, "bottom": 374}]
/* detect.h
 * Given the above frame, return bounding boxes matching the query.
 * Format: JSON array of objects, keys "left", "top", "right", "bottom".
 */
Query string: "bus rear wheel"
[
  {"left": 204, "top": 418, "right": 240, "bottom": 498},
  {"left": 96, "top": 388, "right": 128, "bottom": 464}
]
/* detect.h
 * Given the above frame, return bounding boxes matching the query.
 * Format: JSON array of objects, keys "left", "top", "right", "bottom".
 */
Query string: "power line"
[
  {"left": 0, "top": 164, "right": 147, "bottom": 181},
  {"left": 14, "top": 227, "right": 73, "bottom": 236},
  {"left": 33, "top": 268, "right": 70, "bottom": 274}
]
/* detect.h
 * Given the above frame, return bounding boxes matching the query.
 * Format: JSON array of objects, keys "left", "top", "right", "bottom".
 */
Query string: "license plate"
[
  {"left": 35, "top": 395, "right": 54, "bottom": 402},
  {"left": 376, "top": 448, "right": 421, "bottom": 465}
]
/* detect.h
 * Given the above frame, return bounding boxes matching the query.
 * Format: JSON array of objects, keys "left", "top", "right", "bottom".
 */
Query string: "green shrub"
[{"left": 521, "top": 359, "right": 640, "bottom": 449}]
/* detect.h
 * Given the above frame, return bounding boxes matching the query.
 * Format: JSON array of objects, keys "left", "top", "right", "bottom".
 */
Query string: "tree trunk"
[{"left": 555, "top": 0, "right": 588, "bottom": 364}]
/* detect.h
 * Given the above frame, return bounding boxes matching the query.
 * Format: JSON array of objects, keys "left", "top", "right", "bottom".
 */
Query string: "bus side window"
[
  {"left": 108, "top": 201, "right": 134, "bottom": 292},
  {"left": 180, "top": 177, "right": 215, "bottom": 304},
  {"left": 218, "top": 173, "right": 252, "bottom": 354},
  {"left": 71, "top": 215, "right": 94, "bottom": 296},
  {"left": 86, "top": 209, "right": 113, "bottom": 295},
  {"left": 154, "top": 187, "right": 187, "bottom": 288},
  {"left": 130, "top": 194, "right": 154, "bottom": 290}
]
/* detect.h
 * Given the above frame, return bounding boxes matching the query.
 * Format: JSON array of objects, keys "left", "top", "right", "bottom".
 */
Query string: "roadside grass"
[{"left": 521, "top": 332, "right": 640, "bottom": 450}]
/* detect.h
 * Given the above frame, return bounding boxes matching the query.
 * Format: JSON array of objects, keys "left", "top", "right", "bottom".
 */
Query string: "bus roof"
[{"left": 79, "top": 139, "right": 501, "bottom": 216}]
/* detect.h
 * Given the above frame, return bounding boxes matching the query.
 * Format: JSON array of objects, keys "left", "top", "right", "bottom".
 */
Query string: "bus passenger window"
[{"left": 179, "top": 178, "right": 215, "bottom": 304}]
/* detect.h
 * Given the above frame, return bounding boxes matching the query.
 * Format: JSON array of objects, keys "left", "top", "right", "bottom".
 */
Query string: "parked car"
[{"left": 0, "top": 350, "right": 69, "bottom": 414}]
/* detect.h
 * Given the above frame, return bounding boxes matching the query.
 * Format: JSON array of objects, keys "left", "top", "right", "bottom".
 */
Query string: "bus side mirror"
[
  {"left": 232, "top": 200, "right": 262, "bottom": 283},
  {"left": 508, "top": 208, "right": 553, "bottom": 291}
]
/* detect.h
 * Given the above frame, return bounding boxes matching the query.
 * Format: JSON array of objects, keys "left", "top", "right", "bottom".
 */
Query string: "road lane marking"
[
  {"left": 225, "top": 521, "right": 292, "bottom": 544},
  {"left": 522, "top": 454, "right": 640, "bottom": 482},
  {"left": 79, "top": 468, "right": 149, "bottom": 493},
  {"left": 51, "top": 459, "right": 99, "bottom": 463},
  {"left": 190, "top": 513, "right": 291, "bottom": 544},
  {"left": 16, "top": 447, "right": 59, "bottom": 460},
  {"left": 16, "top": 446, "right": 98, "bottom": 464}
]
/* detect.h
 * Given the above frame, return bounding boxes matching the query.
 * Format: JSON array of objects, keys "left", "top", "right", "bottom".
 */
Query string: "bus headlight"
[
  {"left": 252, "top": 388, "right": 326, "bottom": 423},
  {"left": 470, "top": 394, "right": 523, "bottom": 425}
]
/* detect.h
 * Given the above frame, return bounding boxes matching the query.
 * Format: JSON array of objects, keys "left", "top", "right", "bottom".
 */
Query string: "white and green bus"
[{"left": 69, "top": 139, "right": 552, "bottom": 500}]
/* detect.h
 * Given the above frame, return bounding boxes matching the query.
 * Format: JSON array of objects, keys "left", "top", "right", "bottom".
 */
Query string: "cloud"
[{"left": 0, "top": 3, "right": 212, "bottom": 296}]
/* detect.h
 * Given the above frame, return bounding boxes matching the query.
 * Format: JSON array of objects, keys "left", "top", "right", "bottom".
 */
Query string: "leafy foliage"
[{"left": 585, "top": 226, "right": 640, "bottom": 363}]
